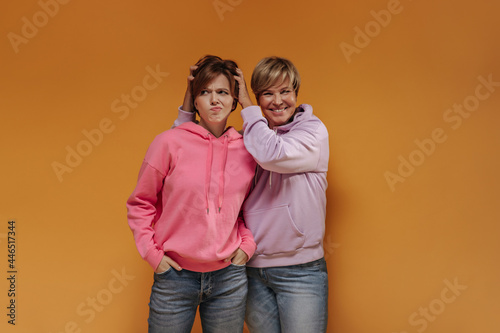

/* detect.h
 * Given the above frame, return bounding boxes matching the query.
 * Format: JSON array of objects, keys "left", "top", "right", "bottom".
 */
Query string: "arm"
[
  {"left": 241, "top": 106, "right": 328, "bottom": 173},
  {"left": 234, "top": 68, "right": 327, "bottom": 173},
  {"left": 126, "top": 161, "right": 167, "bottom": 270},
  {"left": 237, "top": 214, "right": 256, "bottom": 260},
  {"left": 225, "top": 214, "right": 257, "bottom": 265},
  {"left": 234, "top": 68, "right": 253, "bottom": 109},
  {"left": 126, "top": 139, "right": 181, "bottom": 271},
  {"left": 171, "top": 65, "right": 197, "bottom": 128},
  {"left": 172, "top": 106, "right": 196, "bottom": 128}
]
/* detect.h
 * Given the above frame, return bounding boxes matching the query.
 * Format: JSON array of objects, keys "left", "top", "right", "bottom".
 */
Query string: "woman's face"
[
  {"left": 194, "top": 74, "right": 234, "bottom": 131},
  {"left": 258, "top": 78, "right": 297, "bottom": 128}
]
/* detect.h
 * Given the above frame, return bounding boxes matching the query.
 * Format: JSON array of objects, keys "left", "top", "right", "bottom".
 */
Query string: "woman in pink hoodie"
[{"left": 127, "top": 55, "right": 256, "bottom": 333}]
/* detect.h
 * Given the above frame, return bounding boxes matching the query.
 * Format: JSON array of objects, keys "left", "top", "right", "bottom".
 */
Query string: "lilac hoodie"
[
  {"left": 127, "top": 121, "right": 257, "bottom": 272},
  {"left": 241, "top": 104, "right": 329, "bottom": 267}
]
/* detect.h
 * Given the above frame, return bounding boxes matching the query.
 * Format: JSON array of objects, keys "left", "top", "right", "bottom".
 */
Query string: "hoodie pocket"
[{"left": 245, "top": 204, "right": 305, "bottom": 255}]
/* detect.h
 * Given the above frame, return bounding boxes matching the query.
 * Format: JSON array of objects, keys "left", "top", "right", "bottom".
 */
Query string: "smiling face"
[
  {"left": 250, "top": 56, "right": 301, "bottom": 128},
  {"left": 258, "top": 78, "right": 297, "bottom": 128},
  {"left": 194, "top": 74, "right": 234, "bottom": 136}
]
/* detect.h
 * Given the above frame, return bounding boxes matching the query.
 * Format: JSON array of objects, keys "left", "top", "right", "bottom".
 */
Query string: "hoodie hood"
[
  {"left": 176, "top": 121, "right": 243, "bottom": 142},
  {"left": 275, "top": 104, "right": 313, "bottom": 132}
]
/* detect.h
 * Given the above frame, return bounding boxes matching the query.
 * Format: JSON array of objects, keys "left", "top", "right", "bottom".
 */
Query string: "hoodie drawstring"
[
  {"left": 218, "top": 135, "right": 229, "bottom": 213},
  {"left": 205, "top": 133, "right": 229, "bottom": 214},
  {"left": 205, "top": 135, "right": 214, "bottom": 214}
]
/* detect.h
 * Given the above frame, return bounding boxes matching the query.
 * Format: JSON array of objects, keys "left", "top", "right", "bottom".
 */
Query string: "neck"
[{"left": 199, "top": 119, "right": 227, "bottom": 138}]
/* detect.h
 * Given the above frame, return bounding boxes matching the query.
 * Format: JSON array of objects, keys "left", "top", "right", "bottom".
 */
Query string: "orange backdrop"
[{"left": 1, "top": 0, "right": 499, "bottom": 332}]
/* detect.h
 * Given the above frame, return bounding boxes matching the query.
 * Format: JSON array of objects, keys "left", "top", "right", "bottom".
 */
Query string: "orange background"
[{"left": 1, "top": 0, "right": 499, "bottom": 332}]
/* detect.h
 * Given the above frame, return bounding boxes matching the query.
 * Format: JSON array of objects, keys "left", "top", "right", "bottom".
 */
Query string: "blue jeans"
[
  {"left": 245, "top": 258, "right": 328, "bottom": 333},
  {"left": 148, "top": 264, "right": 247, "bottom": 333}
]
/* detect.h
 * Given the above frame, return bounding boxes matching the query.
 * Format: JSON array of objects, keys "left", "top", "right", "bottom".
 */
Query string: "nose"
[
  {"left": 272, "top": 93, "right": 282, "bottom": 105},
  {"left": 210, "top": 91, "right": 218, "bottom": 104}
]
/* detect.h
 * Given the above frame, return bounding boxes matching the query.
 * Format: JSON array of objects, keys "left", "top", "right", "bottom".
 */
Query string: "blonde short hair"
[{"left": 250, "top": 56, "right": 301, "bottom": 102}]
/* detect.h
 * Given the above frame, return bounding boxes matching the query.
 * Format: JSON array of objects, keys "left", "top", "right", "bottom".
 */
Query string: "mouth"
[
  {"left": 269, "top": 107, "right": 287, "bottom": 113},
  {"left": 210, "top": 107, "right": 222, "bottom": 112}
]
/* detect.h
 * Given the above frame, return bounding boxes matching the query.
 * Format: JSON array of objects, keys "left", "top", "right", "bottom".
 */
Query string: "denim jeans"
[
  {"left": 245, "top": 258, "right": 328, "bottom": 333},
  {"left": 148, "top": 264, "right": 247, "bottom": 333}
]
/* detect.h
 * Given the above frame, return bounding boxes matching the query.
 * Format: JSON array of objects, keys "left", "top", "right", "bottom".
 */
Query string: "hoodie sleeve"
[
  {"left": 126, "top": 138, "right": 170, "bottom": 270},
  {"left": 241, "top": 105, "right": 328, "bottom": 174},
  {"left": 172, "top": 106, "right": 196, "bottom": 128},
  {"left": 237, "top": 213, "right": 256, "bottom": 260}
]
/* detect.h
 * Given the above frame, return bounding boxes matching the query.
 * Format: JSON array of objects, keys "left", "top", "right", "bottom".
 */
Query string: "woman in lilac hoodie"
[
  {"left": 127, "top": 55, "right": 256, "bottom": 333},
  {"left": 177, "top": 56, "right": 329, "bottom": 333},
  {"left": 236, "top": 57, "right": 329, "bottom": 333}
]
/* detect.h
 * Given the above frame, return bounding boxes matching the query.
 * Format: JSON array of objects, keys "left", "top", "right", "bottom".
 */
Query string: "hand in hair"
[
  {"left": 234, "top": 68, "right": 253, "bottom": 109},
  {"left": 181, "top": 65, "right": 198, "bottom": 113}
]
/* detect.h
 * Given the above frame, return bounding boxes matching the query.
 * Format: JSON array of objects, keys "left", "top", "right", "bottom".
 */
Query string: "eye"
[
  {"left": 281, "top": 89, "right": 291, "bottom": 95},
  {"left": 218, "top": 90, "right": 229, "bottom": 95},
  {"left": 200, "top": 90, "right": 209, "bottom": 95},
  {"left": 262, "top": 92, "right": 272, "bottom": 96}
]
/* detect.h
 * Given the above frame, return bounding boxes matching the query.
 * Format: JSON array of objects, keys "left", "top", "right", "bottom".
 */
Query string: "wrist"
[{"left": 240, "top": 98, "right": 253, "bottom": 109}]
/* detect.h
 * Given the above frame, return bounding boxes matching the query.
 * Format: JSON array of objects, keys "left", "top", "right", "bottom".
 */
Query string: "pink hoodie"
[{"left": 127, "top": 121, "right": 257, "bottom": 272}]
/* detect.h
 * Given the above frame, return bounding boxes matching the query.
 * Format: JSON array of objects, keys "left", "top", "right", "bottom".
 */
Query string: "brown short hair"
[
  {"left": 250, "top": 56, "right": 301, "bottom": 102},
  {"left": 191, "top": 55, "right": 239, "bottom": 112}
]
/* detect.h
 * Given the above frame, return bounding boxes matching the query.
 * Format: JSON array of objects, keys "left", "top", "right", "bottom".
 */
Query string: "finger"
[
  {"left": 155, "top": 258, "right": 170, "bottom": 273},
  {"left": 234, "top": 71, "right": 244, "bottom": 80},
  {"left": 237, "top": 249, "right": 248, "bottom": 261},
  {"left": 235, "top": 252, "right": 248, "bottom": 264},
  {"left": 234, "top": 75, "right": 245, "bottom": 85},
  {"left": 190, "top": 65, "right": 198, "bottom": 74},
  {"left": 165, "top": 257, "right": 182, "bottom": 271},
  {"left": 232, "top": 254, "right": 246, "bottom": 265},
  {"left": 224, "top": 249, "right": 238, "bottom": 262},
  {"left": 230, "top": 248, "right": 247, "bottom": 265},
  {"left": 155, "top": 266, "right": 169, "bottom": 274}
]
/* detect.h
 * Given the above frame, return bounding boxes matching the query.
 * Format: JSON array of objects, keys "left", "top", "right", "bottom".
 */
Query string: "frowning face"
[{"left": 194, "top": 74, "right": 234, "bottom": 133}]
